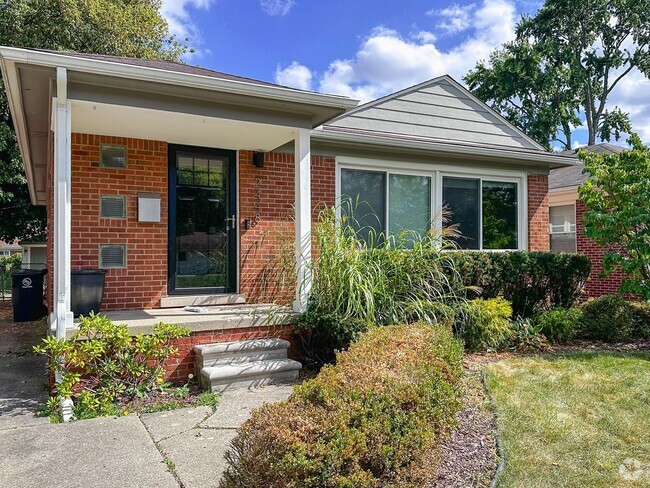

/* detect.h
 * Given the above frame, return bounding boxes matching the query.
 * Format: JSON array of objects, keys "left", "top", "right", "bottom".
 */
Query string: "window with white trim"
[
  {"left": 549, "top": 204, "right": 577, "bottom": 253},
  {"left": 442, "top": 177, "right": 519, "bottom": 250},
  {"left": 339, "top": 164, "right": 523, "bottom": 250},
  {"left": 340, "top": 168, "right": 432, "bottom": 244}
]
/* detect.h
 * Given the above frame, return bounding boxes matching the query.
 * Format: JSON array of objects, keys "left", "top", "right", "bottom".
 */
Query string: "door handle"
[{"left": 225, "top": 214, "right": 236, "bottom": 230}]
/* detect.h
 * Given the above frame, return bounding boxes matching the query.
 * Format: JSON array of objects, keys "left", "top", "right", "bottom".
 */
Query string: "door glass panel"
[
  {"left": 388, "top": 174, "right": 431, "bottom": 239},
  {"left": 340, "top": 169, "right": 386, "bottom": 245},
  {"left": 175, "top": 152, "right": 229, "bottom": 290},
  {"left": 442, "top": 177, "right": 480, "bottom": 249},
  {"left": 482, "top": 180, "right": 518, "bottom": 249}
]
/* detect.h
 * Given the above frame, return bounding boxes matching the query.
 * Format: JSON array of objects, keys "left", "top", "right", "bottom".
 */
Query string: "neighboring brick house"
[
  {"left": 0, "top": 240, "right": 21, "bottom": 258},
  {"left": 548, "top": 143, "right": 630, "bottom": 299},
  {"left": 1, "top": 47, "right": 574, "bottom": 383}
]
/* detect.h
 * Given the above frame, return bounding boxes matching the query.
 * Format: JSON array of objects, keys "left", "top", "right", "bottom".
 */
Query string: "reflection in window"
[
  {"left": 388, "top": 174, "right": 431, "bottom": 238},
  {"left": 341, "top": 169, "right": 386, "bottom": 244},
  {"left": 442, "top": 178, "right": 480, "bottom": 249},
  {"left": 482, "top": 181, "right": 518, "bottom": 250}
]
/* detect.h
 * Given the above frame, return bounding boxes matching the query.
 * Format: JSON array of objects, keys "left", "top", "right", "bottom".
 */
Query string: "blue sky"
[{"left": 161, "top": 0, "right": 650, "bottom": 146}]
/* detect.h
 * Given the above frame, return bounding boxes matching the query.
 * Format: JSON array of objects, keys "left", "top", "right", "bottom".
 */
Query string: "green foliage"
[
  {"left": 0, "top": 252, "right": 22, "bottom": 293},
  {"left": 221, "top": 324, "right": 464, "bottom": 488},
  {"left": 453, "top": 298, "right": 513, "bottom": 352},
  {"left": 630, "top": 302, "right": 650, "bottom": 339},
  {"left": 34, "top": 313, "right": 190, "bottom": 420},
  {"left": 534, "top": 308, "right": 582, "bottom": 344},
  {"left": 195, "top": 391, "right": 221, "bottom": 407},
  {"left": 580, "top": 296, "right": 633, "bottom": 342},
  {"left": 0, "top": 0, "right": 190, "bottom": 241},
  {"left": 579, "top": 135, "right": 650, "bottom": 299},
  {"left": 509, "top": 317, "right": 549, "bottom": 352},
  {"left": 295, "top": 207, "right": 462, "bottom": 365},
  {"left": 465, "top": 0, "right": 648, "bottom": 148},
  {"left": 449, "top": 251, "right": 591, "bottom": 317}
]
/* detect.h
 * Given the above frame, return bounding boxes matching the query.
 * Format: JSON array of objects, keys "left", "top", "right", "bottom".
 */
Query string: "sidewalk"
[{"left": 0, "top": 385, "right": 294, "bottom": 488}]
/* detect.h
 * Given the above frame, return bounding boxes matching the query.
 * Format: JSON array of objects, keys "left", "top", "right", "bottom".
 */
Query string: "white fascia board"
[
  {"left": 312, "top": 130, "right": 576, "bottom": 168},
  {"left": 0, "top": 57, "right": 37, "bottom": 204},
  {"left": 0, "top": 47, "right": 359, "bottom": 112}
]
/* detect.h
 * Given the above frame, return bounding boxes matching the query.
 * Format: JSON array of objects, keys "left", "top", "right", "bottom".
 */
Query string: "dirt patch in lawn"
[{"left": 430, "top": 363, "right": 498, "bottom": 488}]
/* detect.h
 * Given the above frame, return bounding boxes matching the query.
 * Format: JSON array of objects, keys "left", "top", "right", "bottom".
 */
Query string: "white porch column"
[
  {"left": 52, "top": 67, "right": 73, "bottom": 339},
  {"left": 293, "top": 128, "right": 311, "bottom": 313}
]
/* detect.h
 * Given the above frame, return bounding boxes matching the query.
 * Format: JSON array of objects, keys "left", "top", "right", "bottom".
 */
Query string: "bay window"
[{"left": 339, "top": 164, "right": 523, "bottom": 250}]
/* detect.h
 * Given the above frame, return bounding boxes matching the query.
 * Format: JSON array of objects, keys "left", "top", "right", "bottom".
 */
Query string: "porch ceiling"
[{"left": 71, "top": 100, "right": 299, "bottom": 152}]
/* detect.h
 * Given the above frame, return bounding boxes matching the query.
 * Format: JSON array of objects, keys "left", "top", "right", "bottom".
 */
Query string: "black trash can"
[
  {"left": 71, "top": 269, "right": 107, "bottom": 317},
  {"left": 11, "top": 269, "right": 47, "bottom": 322}
]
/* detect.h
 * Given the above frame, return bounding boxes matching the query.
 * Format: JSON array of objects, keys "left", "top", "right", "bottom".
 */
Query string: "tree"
[
  {"left": 0, "top": 0, "right": 188, "bottom": 241},
  {"left": 465, "top": 0, "right": 650, "bottom": 149},
  {"left": 578, "top": 134, "right": 650, "bottom": 299}
]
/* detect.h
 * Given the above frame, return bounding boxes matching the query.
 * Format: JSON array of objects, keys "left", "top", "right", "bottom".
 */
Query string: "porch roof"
[{"left": 0, "top": 47, "right": 359, "bottom": 205}]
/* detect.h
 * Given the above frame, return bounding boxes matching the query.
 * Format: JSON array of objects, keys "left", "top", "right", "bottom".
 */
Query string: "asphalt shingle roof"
[{"left": 549, "top": 143, "right": 626, "bottom": 189}]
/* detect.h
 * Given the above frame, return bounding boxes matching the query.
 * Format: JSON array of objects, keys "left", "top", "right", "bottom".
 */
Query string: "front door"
[{"left": 168, "top": 145, "right": 237, "bottom": 294}]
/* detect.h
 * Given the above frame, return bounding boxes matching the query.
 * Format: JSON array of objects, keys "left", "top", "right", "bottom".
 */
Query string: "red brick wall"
[
  {"left": 527, "top": 174, "right": 550, "bottom": 251},
  {"left": 575, "top": 199, "right": 636, "bottom": 299},
  {"left": 238, "top": 150, "right": 335, "bottom": 304},
  {"left": 69, "top": 134, "right": 168, "bottom": 310}
]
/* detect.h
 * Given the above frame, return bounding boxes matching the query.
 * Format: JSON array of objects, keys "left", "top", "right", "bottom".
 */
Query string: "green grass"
[{"left": 485, "top": 352, "right": 650, "bottom": 487}]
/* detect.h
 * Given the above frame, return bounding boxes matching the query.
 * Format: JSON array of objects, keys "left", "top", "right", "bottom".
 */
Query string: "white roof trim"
[
  {"left": 0, "top": 47, "right": 359, "bottom": 110},
  {"left": 312, "top": 129, "right": 576, "bottom": 167}
]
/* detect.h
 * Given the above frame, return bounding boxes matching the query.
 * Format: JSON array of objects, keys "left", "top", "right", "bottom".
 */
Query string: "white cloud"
[
  {"left": 428, "top": 3, "right": 476, "bottom": 34},
  {"left": 161, "top": 0, "right": 213, "bottom": 41},
  {"left": 317, "top": 0, "right": 517, "bottom": 102},
  {"left": 275, "top": 61, "right": 313, "bottom": 90},
  {"left": 260, "top": 0, "right": 295, "bottom": 16},
  {"left": 607, "top": 68, "right": 650, "bottom": 143}
]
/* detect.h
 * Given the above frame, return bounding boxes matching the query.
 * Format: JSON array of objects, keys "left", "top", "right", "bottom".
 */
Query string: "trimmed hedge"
[
  {"left": 448, "top": 251, "right": 591, "bottom": 317},
  {"left": 220, "top": 324, "right": 464, "bottom": 488},
  {"left": 534, "top": 308, "right": 583, "bottom": 344}
]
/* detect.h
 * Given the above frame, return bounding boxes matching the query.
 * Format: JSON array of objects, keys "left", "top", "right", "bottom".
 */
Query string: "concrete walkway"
[
  {"left": 0, "top": 301, "right": 49, "bottom": 430},
  {"left": 0, "top": 385, "right": 294, "bottom": 488}
]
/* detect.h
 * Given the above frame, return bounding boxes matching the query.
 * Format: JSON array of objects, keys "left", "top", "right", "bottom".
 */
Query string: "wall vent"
[
  {"left": 100, "top": 144, "right": 127, "bottom": 168},
  {"left": 100, "top": 195, "right": 126, "bottom": 219},
  {"left": 99, "top": 244, "right": 126, "bottom": 268}
]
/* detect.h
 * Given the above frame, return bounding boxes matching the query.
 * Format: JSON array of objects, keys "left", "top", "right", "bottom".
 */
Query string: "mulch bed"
[
  {"left": 117, "top": 381, "right": 208, "bottom": 413},
  {"left": 430, "top": 363, "right": 498, "bottom": 488}
]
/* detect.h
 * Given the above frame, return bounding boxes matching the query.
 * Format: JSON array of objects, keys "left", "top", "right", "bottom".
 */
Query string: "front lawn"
[{"left": 485, "top": 352, "right": 650, "bottom": 487}]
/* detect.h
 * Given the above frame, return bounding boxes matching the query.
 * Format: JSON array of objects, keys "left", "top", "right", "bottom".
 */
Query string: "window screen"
[{"left": 388, "top": 174, "right": 431, "bottom": 238}]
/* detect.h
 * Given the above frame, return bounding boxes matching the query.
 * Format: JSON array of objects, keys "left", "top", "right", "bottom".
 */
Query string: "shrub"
[
  {"left": 449, "top": 251, "right": 591, "bottom": 317},
  {"left": 295, "top": 207, "right": 462, "bottom": 365},
  {"left": 509, "top": 317, "right": 549, "bottom": 352},
  {"left": 630, "top": 302, "right": 650, "bottom": 339},
  {"left": 221, "top": 324, "right": 464, "bottom": 487},
  {"left": 34, "top": 313, "right": 190, "bottom": 420},
  {"left": 453, "top": 298, "right": 513, "bottom": 351},
  {"left": 534, "top": 308, "right": 582, "bottom": 344},
  {"left": 580, "top": 295, "right": 633, "bottom": 342}
]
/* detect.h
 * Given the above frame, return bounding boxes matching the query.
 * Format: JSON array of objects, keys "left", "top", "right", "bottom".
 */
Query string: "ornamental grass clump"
[
  {"left": 296, "top": 206, "right": 462, "bottom": 365},
  {"left": 34, "top": 313, "right": 190, "bottom": 420},
  {"left": 220, "top": 323, "right": 464, "bottom": 488}
]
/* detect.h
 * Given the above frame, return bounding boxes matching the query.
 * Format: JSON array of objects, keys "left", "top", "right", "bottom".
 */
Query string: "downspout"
[{"left": 53, "top": 66, "right": 74, "bottom": 421}]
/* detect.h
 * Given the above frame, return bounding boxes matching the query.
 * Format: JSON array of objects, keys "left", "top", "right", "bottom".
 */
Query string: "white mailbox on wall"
[{"left": 138, "top": 192, "right": 161, "bottom": 223}]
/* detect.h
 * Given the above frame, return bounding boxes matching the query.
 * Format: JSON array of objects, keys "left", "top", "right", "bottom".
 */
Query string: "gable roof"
[
  {"left": 550, "top": 143, "right": 627, "bottom": 190},
  {"left": 319, "top": 75, "right": 547, "bottom": 152}
]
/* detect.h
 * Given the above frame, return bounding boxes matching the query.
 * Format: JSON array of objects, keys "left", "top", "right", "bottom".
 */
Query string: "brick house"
[
  {"left": 548, "top": 143, "right": 631, "bottom": 299},
  {"left": 1, "top": 47, "right": 574, "bottom": 385}
]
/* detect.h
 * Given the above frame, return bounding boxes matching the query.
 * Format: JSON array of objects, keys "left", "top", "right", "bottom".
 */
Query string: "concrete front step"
[
  {"left": 194, "top": 338, "right": 291, "bottom": 367},
  {"left": 200, "top": 358, "right": 302, "bottom": 392}
]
